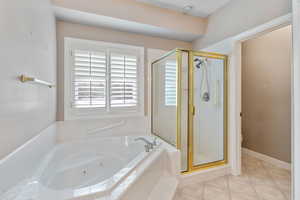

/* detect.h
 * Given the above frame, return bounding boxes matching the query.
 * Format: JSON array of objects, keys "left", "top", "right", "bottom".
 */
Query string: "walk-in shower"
[{"left": 151, "top": 49, "right": 228, "bottom": 173}]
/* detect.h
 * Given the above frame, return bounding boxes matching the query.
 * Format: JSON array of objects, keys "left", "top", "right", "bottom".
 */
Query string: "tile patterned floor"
[{"left": 174, "top": 154, "right": 291, "bottom": 200}]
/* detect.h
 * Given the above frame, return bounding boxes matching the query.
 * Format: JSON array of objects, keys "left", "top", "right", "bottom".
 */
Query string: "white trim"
[
  {"left": 292, "top": 1, "right": 300, "bottom": 199},
  {"left": 63, "top": 37, "right": 145, "bottom": 120},
  {"left": 204, "top": 14, "right": 292, "bottom": 52},
  {"left": 234, "top": 14, "right": 292, "bottom": 42},
  {"left": 242, "top": 148, "right": 291, "bottom": 170},
  {"left": 230, "top": 42, "right": 242, "bottom": 176}
]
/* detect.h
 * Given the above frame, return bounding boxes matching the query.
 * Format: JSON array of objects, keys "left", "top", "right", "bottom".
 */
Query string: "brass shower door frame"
[
  {"left": 151, "top": 49, "right": 185, "bottom": 149},
  {"left": 186, "top": 50, "right": 228, "bottom": 173},
  {"left": 151, "top": 49, "right": 228, "bottom": 174}
]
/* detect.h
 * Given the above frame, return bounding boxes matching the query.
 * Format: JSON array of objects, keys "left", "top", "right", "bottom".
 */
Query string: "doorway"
[{"left": 241, "top": 25, "right": 292, "bottom": 199}]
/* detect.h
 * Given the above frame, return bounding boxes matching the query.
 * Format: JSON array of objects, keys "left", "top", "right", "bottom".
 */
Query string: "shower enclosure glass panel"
[
  {"left": 192, "top": 53, "right": 227, "bottom": 167},
  {"left": 152, "top": 52, "right": 177, "bottom": 146},
  {"left": 151, "top": 50, "right": 189, "bottom": 172}
]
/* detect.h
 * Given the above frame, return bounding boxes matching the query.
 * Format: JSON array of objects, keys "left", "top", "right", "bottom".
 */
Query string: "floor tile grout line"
[
  {"left": 244, "top": 154, "right": 291, "bottom": 200},
  {"left": 201, "top": 182, "right": 205, "bottom": 200},
  {"left": 174, "top": 155, "right": 290, "bottom": 200},
  {"left": 225, "top": 175, "right": 233, "bottom": 200},
  {"left": 242, "top": 158, "right": 265, "bottom": 200},
  {"left": 260, "top": 160, "right": 290, "bottom": 200}
]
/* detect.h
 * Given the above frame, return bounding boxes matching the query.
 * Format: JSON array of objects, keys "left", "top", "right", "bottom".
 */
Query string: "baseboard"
[{"left": 242, "top": 148, "right": 291, "bottom": 170}]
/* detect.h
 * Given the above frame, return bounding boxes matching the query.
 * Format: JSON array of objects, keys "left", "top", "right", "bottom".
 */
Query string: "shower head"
[{"left": 194, "top": 58, "right": 207, "bottom": 69}]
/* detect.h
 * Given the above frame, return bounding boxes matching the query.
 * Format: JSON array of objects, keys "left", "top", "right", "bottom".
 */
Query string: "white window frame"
[{"left": 64, "top": 37, "right": 145, "bottom": 120}]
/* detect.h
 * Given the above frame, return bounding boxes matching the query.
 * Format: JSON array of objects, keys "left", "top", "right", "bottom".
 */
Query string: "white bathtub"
[
  {"left": 41, "top": 136, "right": 150, "bottom": 192},
  {"left": 1, "top": 135, "right": 180, "bottom": 200}
]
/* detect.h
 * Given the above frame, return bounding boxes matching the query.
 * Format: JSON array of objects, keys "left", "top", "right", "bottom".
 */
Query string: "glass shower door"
[{"left": 190, "top": 52, "right": 228, "bottom": 168}]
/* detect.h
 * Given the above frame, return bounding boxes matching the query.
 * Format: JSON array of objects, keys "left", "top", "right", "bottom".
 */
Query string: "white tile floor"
[{"left": 174, "top": 154, "right": 291, "bottom": 200}]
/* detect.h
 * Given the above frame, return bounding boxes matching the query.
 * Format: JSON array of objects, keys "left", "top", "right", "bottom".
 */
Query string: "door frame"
[
  {"left": 233, "top": 14, "right": 292, "bottom": 177},
  {"left": 292, "top": 0, "right": 300, "bottom": 199}
]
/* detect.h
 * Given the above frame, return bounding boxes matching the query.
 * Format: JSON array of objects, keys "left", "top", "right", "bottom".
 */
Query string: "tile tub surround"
[{"left": 174, "top": 154, "right": 291, "bottom": 200}]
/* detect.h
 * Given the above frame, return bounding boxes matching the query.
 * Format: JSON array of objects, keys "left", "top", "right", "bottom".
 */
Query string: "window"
[
  {"left": 110, "top": 53, "right": 138, "bottom": 107},
  {"left": 64, "top": 38, "right": 144, "bottom": 120},
  {"left": 73, "top": 50, "right": 107, "bottom": 108},
  {"left": 165, "top": 60, "right": 177, "bottom": 106}
]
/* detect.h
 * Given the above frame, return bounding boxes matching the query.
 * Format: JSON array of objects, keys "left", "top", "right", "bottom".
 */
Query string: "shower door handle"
[{"left": 192, "top": 106, "right": 196, "bottom": 116}]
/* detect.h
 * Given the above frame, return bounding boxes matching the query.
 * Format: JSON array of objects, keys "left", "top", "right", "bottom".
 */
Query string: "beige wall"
[
  {"left": 0, "top": 0, "right": 56, "bottom": 159},
  {"left": 52, "top": 0, "right": 206, "bottom": 36},
  {"left": 241, "top": 26, "right": 292, "bottom": 162},
  {"left": 193, "top": 0, "right": 291, "bottom": 49},
  {"left": 56, "top": 21, "right": 192, "bottom": 120}
]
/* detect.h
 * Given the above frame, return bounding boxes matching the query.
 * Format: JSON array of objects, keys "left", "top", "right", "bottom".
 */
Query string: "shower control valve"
[
  {"left": 152, "top": 137, "right": 158, "bottom": 146},
  {"left": 144, "top": 145, "right": 151, "bottom": 152}
]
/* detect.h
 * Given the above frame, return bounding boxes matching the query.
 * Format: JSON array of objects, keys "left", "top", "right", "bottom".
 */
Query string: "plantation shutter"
[
  {"left": 165, "top": 60, "right": 177, "bottom": 106},
  {"left": 110, "top": 53, "right": 138, "bottom": 108},
  {"left": 72, "top": 50, "right": 107, "bottom": 108}
]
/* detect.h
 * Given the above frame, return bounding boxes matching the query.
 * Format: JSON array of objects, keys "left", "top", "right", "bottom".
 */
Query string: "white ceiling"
[{"left": 136, "top": 0, "right": 231, "bottom": 17}]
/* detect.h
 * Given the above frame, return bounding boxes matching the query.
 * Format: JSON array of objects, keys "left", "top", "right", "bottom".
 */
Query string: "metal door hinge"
[{"left": 192, "top": 106, "right": 196, "bottom": 116}]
